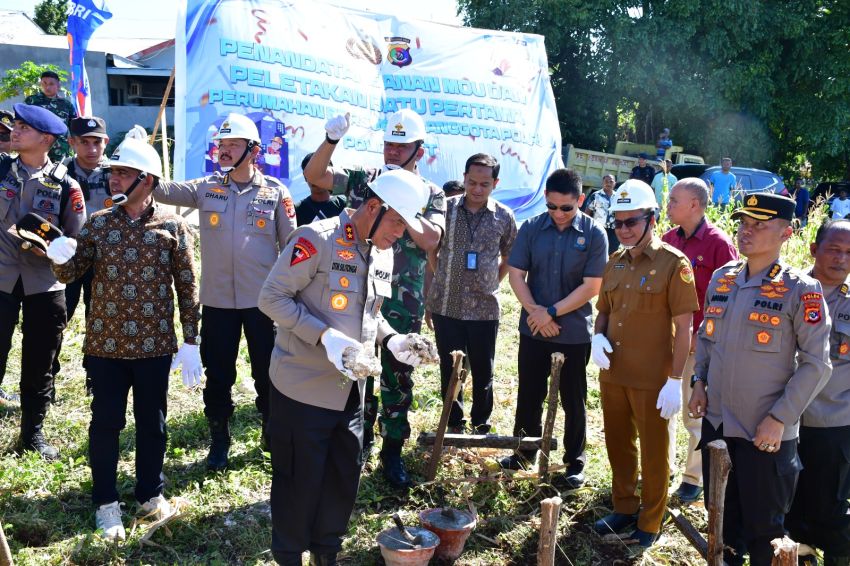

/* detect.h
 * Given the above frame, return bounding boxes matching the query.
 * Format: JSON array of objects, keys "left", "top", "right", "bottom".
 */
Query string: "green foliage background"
[
  {"left": 0, "top": 62, "right": 69, "bottom": 102},
  {"left": 459, "top": 0, "right": 850, "bottom": 181},
  {"left": 34, "top": 0, "right": 68, "bottom": 36}
]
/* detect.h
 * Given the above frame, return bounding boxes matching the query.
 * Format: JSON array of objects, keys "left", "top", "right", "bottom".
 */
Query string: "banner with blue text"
[{"left": 175, "top": 0, "right": 563, "bottom": 220}]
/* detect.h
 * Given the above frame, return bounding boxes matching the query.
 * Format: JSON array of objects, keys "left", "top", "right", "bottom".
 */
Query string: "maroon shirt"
[{"left": 662, "top": 218, "right": 738, "bottom": 334}]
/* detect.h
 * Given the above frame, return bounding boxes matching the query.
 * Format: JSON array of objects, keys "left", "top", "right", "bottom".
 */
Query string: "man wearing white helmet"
[
  {"left": 304, "top": 108, "right": 445, "bottom": 489},
  {"left": 47, "top": 133, "right": 202, "bottom": 541},
  {"left": 154, "top": 113, "right": 296, "bottom": 471},
  {"left": 258, "top": 168, "right": 438, "bottom": 566},
  {"left": 590, "top": 179, "right": 698, "bottom": 548}
]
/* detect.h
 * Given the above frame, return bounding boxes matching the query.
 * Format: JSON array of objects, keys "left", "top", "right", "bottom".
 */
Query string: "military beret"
[
  {"left": 731, "top": 192, "right": 796, "bottom": 222},
  {"left": 70, "top": 116, "right": 107, "bottom": 138},
  {"left": 0, "top": 110, "right": 12, "bottom": 132},
  {"left": 13, "top": 103, "right": 68, "bottom": 136}
]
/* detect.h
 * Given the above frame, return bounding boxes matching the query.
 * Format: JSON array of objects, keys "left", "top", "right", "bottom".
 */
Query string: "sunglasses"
[
  {"left": 613, "top": 214, "right": 650, "bottom": 230},
  {"left": 545, "top": 202, "right": 575, "bottom": 212}
]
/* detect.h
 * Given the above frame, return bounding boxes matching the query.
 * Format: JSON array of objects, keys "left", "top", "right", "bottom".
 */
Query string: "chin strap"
[
  {"left": 219, "top": 141, "right": 256, "bottom": 173},
  {"left": 396, "top": 141, "right": 422, "bottom": 170},
  {"left": 111, "top": 172, "right": 148, "bottom": 207},
  {"left": 366, "top": 202, "right": 389, "bottom": 243},
  {"left": 622, "top": 213, "right": 654, "bottom": 249}
]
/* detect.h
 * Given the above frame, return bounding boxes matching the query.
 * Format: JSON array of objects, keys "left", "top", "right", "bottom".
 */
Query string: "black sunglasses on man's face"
[{"left": 545, "top": 202, "right": 575, "bottom": 213}]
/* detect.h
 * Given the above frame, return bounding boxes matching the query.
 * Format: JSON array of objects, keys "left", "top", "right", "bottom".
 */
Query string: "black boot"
[
  {"left": 380, "top": 438, "right": 412, "bottom": 489},
  {"left": 310, "top": 552, "right": 337, "bottom": 566},
  {"left": 207, "top": 418, "right": 230, "bottom": 471},
  {"left": 19, "top": 409, "right": 59, "bottom": 460}
]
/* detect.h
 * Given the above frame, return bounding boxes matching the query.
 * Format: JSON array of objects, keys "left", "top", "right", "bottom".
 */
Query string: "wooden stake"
[
  {"left": 770, "top": 536, "right": 798, "bottom": 566},
  {"left": 418, "top": 433, "right": 557, "bottom": 451},
  {"left": 425, "top": 350, "right": 465, "bottom": 481},
  {"left": 0, "top": 522, "right": 13, "bottom": 566},
  {"left": 150, "top": 68, "right": 175, "bottom": 146},
  {"left": 667, "top": 507, "right": 707, "bottom": 558},
  {"left": 539, "top": 353, "right": 565, "bottom": 482},
  {"left": 537, "top": 496, "right": 562, "bottom": 566},
  {"left": 707, "top": 440, "right": 732, "bottom": 566}
]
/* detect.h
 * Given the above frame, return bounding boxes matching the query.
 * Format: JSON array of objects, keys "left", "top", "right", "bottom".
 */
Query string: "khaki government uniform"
[{"left": 597, "top": 236, "right": 698, "bottom": 533}]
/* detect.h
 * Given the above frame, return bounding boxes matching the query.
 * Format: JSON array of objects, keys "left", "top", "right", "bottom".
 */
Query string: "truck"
[{"left": 563, "top": 141, "right": 705, "bottom": 190}]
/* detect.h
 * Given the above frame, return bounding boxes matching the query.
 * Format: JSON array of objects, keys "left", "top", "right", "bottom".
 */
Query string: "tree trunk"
[
  {"left": 707, "top": 440, "right": 732, "bottom": 566},
  {"left": 539, "top": 353, "right": 564, "bottom": 482}
]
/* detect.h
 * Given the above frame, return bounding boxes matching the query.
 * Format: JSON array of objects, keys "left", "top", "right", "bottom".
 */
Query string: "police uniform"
[
  {"left": 155, "top": 170, "right": 296, "bottom": 430},
  {"left": 257, "top": 210, "right": 395, "bottom": 563},
  {"left": 695, "top": 196, "right": 832, "bottom": 566},
  {"left": 53, "top": 117, "right": 112, "bottom": 382},
  {"left": 0, "top": 104, "right": 85, "bottom": 456},
  {"left": 786, "top": 274, "right": 850, "bottom": 562}
]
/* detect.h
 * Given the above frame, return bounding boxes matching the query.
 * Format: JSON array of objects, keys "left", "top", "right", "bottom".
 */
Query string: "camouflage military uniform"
[
  {"left": 331, "top": 165, "right": 446, "bottom": 440},
  {"left": 24, "top": 92, "right": 77, "bottom": 163}
]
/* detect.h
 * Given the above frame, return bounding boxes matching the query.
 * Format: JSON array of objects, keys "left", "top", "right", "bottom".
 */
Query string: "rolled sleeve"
[
  {"left": 258, "top": 226, "right": 328, "bottom": 345},
  {"left": 422, "top": 187, "right": 447, "bottom": 233},
  {"left": 769, "top": 283, "right": 832, "bottom": 425},
  {"left": 154, "top": 180, "right": 201, "bottom": 208}
]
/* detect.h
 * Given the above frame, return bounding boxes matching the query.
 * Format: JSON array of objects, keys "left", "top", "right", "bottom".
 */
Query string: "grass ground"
[{"left": 0, "top": 278, "right": 708, "bottom": 566}]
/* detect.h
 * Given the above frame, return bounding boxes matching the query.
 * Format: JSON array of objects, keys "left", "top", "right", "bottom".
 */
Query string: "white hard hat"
[
  {"left": 109, "top": 137, "right": 163, "bottom": 178},
  {"left": 213, "top": 113, "right": 261, "bottom": 144},
  {"left": 383, "top": 109, "right": 426, "bottom": 143},
  {"left": 609, "top": 179, "right": 658, "bottom": 212},
  {"left": 367, "top": 169, "right": 429, "bottom": 233}
]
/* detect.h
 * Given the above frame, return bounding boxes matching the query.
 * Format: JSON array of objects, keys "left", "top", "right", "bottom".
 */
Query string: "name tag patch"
[{"left": 332, "top": 262, "right": 357, "bottom": 273}]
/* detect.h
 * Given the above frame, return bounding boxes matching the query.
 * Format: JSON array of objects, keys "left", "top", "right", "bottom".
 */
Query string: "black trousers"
[
  {"left": 269, "top": 385, "right": 363, "bottom": 560},
  {"left": 786, "top": 425, "right": 850, "bottom": 556},
  {"left": 200, "top": 306, "right": 275, "bottom": 422},
  {"left": 0, "top": 278, "right": 65, "bottom": 410},
  {"left": 431, "top": 313, "right": 498, "bottom": 432},
  {"left": 88, "top": 355, "right": 170, "bottom": 506},
  {"left": 701, "top": 420, "right": 801, "bottom": 566},
  {"left": 52, "top": 267, "right": 94, "bottom": 378},
  {"left": 513, "top": 335, "right": 589, "bottom": 471}
]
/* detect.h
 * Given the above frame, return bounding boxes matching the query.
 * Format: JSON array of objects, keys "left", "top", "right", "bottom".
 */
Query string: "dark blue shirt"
[{"left": 508, "top": 211, "right": 608, "bottom": 344}]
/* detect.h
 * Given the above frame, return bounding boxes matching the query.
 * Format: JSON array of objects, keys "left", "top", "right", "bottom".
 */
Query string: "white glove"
[
  {"left": 321, "top": 328, "right": 362, "bottom": 379},
  {"left": 591, "top": 334, "right": 613, "bottom": 370},
  {"left": 46, "top": 236, "right": 77, "bottom": 264},
  {"left": 656, "top": 377, "right": 683, "bottom": 419},
  {"left": 386, "top": 334, "right": 422, "bottom": 367},
  {"left": 171, "top": 343, "right": 203, "bottom": 388},
  {"left": 324, "top": 113, "right": 351, "bottom": 141}
]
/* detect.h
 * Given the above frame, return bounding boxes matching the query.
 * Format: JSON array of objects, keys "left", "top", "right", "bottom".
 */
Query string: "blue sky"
[{"left": 2, "top": 0, "right": 462, "bottom": 38}]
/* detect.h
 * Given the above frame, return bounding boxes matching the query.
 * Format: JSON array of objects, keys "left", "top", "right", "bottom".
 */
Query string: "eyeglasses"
[
  {"left": 613, "top": 214, "right": 650, "bottom": 230},
  {"left": 545, "top": 202, "right": 575, "bottom": 212}
]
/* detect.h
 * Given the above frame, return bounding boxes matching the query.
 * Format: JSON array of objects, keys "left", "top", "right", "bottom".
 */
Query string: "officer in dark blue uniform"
[{"left": 0, "top": 104, "right": 85, "bottom": 459}]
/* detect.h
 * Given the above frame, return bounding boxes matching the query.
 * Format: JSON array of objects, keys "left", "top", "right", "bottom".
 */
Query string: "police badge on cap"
[
  {"left": 731, "top": 193, "right": 796, "bottom": 222},
  {"left": 70, "top": 116, "right": 108, "bottom": 138}
]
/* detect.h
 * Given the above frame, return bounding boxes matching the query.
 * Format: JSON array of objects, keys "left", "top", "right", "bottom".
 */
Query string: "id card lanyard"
[{"left": 462, "top": 203, "right": 486, "bottom": 271}]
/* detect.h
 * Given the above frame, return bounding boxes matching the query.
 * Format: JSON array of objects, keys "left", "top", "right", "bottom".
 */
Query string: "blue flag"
[{"left": 66, "top": 0, "right": 112, "bottom": 116}]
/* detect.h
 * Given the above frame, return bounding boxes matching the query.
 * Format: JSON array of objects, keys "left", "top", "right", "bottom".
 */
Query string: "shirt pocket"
[
  {"left": 635, "top": 278, "right": 669, "bottom": 313},
  {"left": 32, "top": 191, "right": 60, "bottom": 216},
  {"left": 830, "top": 320, "right": 850, "bottom": 361},
  {"left": 744, "top": 312, "right": 783, "bottom": 353},
  {"left": 324, "top": 272, "right": 359, "bottom": 316},
  {"left": 200, "top": 196, "right": 229, "bottom": 230},
  {"left": 699, "top": 306, "right": 726, "bottom": 343},
  {"left": 247, "top": 201, "right": 276, "bottom": 235}
]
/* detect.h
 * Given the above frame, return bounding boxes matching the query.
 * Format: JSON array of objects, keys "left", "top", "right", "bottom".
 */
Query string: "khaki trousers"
[
  {"left": 601, "top": 381, "right": 670, "bottom": 534},
  {"left": 667, "top": 353, "right": 703, "bottom": 486}
]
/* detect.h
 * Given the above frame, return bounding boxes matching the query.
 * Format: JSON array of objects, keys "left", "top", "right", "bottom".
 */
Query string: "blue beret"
[{"left": 13, "top": 103, "right": 67, "bottom": 136}]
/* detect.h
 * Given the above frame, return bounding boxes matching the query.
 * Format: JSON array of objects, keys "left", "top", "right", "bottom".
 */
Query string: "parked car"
[{"left": 670, "top": 165, "right": 787, "bottom": 201}]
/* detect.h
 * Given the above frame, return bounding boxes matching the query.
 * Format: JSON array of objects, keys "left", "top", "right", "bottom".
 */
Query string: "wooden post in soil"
[
  {"left": 538, "top": 353, "right": 565, "bottom": 482},
  {"left": 537, "top": 496, "right": 562, "bottom": 566},
  {"left": 707, "top": 440, "right": 732, "bottom": 566},
  {"left": 0, "top": 522, "right": 13, "bottom": 566},
  {"left": 425, "top": 350, "right": 466, "bottom": 481},
  {"left": 770, "top": 537, "right": 798, "bottom": 565}
]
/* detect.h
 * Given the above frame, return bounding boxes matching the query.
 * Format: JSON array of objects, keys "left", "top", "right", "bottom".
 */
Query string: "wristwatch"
[
  {"left": 690, "top": 374, "right": 705, "bottom": 387},
  {"left": 546, "top": 305, "right": 557, "bottom": 318}
]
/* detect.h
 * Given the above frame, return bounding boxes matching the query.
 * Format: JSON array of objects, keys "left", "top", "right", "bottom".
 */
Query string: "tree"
[
  {"left": 34, "top": 0, "right": 68, "bottom": 36},
  {"left": 0, "top": 61, "right": 69, "bottom": 101}
]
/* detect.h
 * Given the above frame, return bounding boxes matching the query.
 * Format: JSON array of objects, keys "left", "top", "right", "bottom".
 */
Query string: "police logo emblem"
[
  {"left": 87, "top": 119, "right": 96, "bottom": 127},
  {"left": 330, "top": 293, "right": 348, "bottom": 310},
  {"left": 747, "top": 195, "right": 758, "bottom": 206}
]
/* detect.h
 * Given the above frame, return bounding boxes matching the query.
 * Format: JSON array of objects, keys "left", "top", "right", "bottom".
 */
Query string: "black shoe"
[
  {"left": 380, "top": 440, "right": 412, "bottom": 490},
  {"left": 310, "top": 552, "right": 338, "bottom": 566},
  {"left": 555, "top": 471, "right": 585, "bottom": 490},
  {"left": 674, "top": 481, "right": 703, "bottom": 503},
  {"left": 19, "top": 430, "right": 59, "bottom": 460},
  {"left": 498, "top": 453, "right": 534, "bottom": 471},
  {"left": 0, "top": 386, "right": 20, "bottom": 407},
  {"left": 622, "top": 528, "right": 658, "bottom": 548},
  {"left": 593, "top": 512, "right": 638, "bottom": 535},
  {"left": 207, "top": 419, "right": 230, "bottom": 471},
  {"left": 447, "top": 424, "right": 465, "bottom": 435}
]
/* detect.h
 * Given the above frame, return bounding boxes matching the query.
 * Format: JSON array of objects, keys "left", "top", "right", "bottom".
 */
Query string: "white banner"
[{"left": 175, "top": 0, "right": 563, "bottom": 220}]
